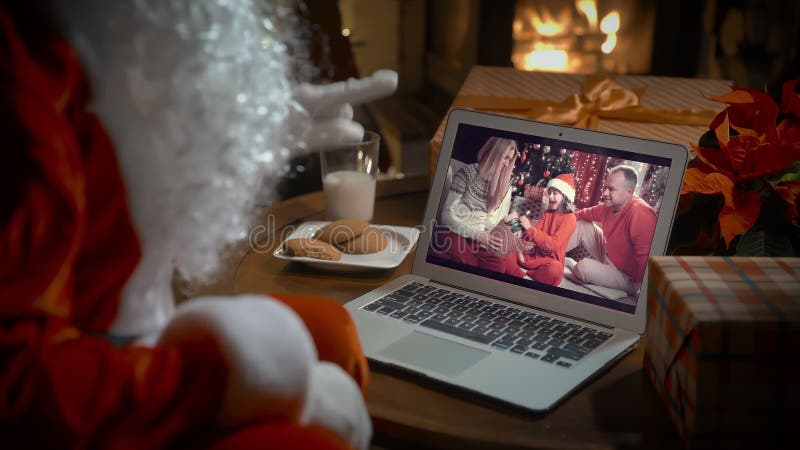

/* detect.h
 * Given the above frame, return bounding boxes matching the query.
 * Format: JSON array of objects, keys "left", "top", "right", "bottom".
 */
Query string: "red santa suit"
[{"left": 0, "top": 4, "right": 377, "bottom": 449}]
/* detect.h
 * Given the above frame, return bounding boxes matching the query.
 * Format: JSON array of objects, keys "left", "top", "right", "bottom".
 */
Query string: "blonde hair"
[{"left": 477, "top": 137, "right": 517, "bottom": 211}]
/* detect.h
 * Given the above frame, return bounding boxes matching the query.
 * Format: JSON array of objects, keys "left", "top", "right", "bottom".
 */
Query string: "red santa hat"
[{"left": 546, "top": 173, "right": 576, "bottom": 203}]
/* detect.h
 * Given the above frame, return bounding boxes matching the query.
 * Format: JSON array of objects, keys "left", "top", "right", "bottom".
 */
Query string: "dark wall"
[
  {"left": 476, "top": 0, "right": 514, "bottom": 67},
  {"left": 650, "top": 0, "right": 703, "bottom": 77}
]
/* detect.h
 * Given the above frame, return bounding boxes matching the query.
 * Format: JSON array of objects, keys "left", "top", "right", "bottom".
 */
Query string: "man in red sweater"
[{"left": 569, "top": 166, "right": 657, "bottom": 296}]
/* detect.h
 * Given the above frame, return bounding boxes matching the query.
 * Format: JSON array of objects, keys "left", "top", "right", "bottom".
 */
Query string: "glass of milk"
[{"left": 320, "top": 131, "right": 380, "bottom": 221}]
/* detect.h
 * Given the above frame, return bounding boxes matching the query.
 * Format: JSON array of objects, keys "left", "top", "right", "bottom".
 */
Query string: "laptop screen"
[{"left": 425, "top": 123, "right": 672, "bottom": 314}]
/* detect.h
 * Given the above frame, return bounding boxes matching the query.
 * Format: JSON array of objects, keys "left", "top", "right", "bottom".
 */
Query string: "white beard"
[{"left": 50, "top": 0, "right": 312, "bottom": 335}]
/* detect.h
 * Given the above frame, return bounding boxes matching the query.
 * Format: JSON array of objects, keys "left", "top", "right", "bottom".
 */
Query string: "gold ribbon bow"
[{"left": 451, "top": 75, "right": 718, "bottom": 129}]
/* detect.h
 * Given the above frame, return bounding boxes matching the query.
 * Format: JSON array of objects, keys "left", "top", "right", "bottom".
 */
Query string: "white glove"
[
  {"left": 301, "top": 362, "right": 372, "bottom": 450},
  {"left": 158, "top": 296, "right": 315, "bottom": 426},
  {"left": 156, "top": 295, "right": 372, "bottom": 446},
  {"left": 294, "top": 69, "right": 398, "bottom": 149}
]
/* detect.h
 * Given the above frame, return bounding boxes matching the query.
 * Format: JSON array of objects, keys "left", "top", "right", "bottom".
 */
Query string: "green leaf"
[
  {"left": 778, "top": 172, "right": 800, "bottom": 183},
  {"left": 735, "top": 230, "right": 795, "bottom": 256}
]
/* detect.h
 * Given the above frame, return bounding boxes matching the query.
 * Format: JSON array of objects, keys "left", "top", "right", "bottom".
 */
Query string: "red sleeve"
[
  {"left": 1, "top": 320, "right": 228, "bottom": 449},
  {"left": 528, "top": 213, "right": 577, "bottom": 258},
  {"left": 575, "top": 203, "right": 606, "bottom": 223},
  {"left": 0, "top": 10, "right": 228, "bottom": 448},
  {"left": 629, "top": 203, "right": 658, "bottom": 281}
]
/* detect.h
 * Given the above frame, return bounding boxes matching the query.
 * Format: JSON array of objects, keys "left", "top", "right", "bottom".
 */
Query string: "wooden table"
[{"left": 195, "top": 175, "right": 684, "bottom": 450}]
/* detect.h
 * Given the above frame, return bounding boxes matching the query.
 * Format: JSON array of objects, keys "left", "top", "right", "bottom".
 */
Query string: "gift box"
[
  {"left": 429, "top": 66, "right": 732, "bottom": 176},
  {"left": 644, "top": 256, "right": 800, "bottom": 448}
]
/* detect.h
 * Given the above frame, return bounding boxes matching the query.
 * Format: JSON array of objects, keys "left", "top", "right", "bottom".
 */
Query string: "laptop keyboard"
[{"left": 360, "top": 281, "right": 613, "bottom": 368}]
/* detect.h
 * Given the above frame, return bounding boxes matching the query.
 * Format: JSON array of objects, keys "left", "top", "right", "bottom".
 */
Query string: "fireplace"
[
  {"left": 325, "top": 0, "right": 799, "bottom": 182},
  {"left": 422, "top": 0, "right": 665, "bottom": 101},
  {"left": 511, "top": 0, "right": 655, "bottom": 74}
]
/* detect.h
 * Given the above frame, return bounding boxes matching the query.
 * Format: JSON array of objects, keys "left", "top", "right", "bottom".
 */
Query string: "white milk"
[{"left": 323, "top": 170, "right": 376, "bottom": 221}]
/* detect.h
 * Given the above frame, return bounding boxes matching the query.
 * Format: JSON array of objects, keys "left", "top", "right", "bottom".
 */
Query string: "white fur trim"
[
  {"left": 547, "top": 178, "right": 575, "bottom": 203},
  {"left": 301, "top": 362, "right": 372, "bottom": 450},
  {"left": 158, "top": 295, "right": 317, "bottom": 428}
]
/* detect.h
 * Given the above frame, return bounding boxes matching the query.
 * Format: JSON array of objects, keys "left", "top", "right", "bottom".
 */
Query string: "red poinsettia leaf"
[
  {"left": 709, "top": 110, "right": 726, "bottom": 132},
  {"left": 681, "top": 166, "right": 707, "bottom": 196},
  {"left": 774, "top": 180, "right": 800, "bottom": 222},
  {"left": 692, "top": 145, "right": 735, "bottom": 179},
  {"left": 709, "top": 88, "right": 779, "bottom": 140},
  {"left": 730, "top": 123, "right": 763, "bottom": 139},
  {"left": 692, "top": 114, "right": 736, "bottom": 176},
  {"left": 681, "top": 168, "right": 736, "bottom": 208},
  {"left": 719, "top": 190, "right": 761, "bottom": 247},
  {"left": 710, "top": 90, "right": 755, "bottom": 104},
  {"left": 714, "top": 112, "right": 730, "bottom": 146},
  {"left": 780, "top": 78, "right": 800, "bottom": 118},
  {"left": 687, "top": 159, "right": 720, "bottom": 174},
  {"left": 682, "top": 167, "right": 760, "bottom": 247},
  {"left": 736, "top": 142, "right": 800, "bottom": 181},
  {"left": 777, "top": 116, "right": 800, "bottom": 145},
  {"left": 725, "top": 135, "right": 761, "bottom": 174}
]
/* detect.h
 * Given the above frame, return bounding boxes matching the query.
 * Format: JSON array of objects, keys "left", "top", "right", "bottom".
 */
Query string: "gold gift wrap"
[{"left": 429, "top": 66, "right": 731, "bottom": 175}]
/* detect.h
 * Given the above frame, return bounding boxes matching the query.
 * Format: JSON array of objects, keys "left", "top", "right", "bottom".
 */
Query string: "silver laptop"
[{"left": 345, "top": 109, "right": 687, "bottom": 412}]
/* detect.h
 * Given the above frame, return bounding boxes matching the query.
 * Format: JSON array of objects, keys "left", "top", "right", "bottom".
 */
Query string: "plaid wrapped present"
[
  {"left": 644, "top": 256, "right": 800, "bottom": 448},
  {"left": 430, "top": 66, "right": 732, "bottom": 177},
  {"left": 512, "top": 185, "right": 547, "bottom": 220}
]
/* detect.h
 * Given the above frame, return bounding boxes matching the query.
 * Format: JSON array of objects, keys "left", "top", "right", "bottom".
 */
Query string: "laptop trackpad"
[{"left": 378, "top": 331, "right": 490, "bottom": 378}]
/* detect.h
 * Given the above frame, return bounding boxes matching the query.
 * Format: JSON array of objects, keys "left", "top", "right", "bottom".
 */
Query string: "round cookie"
[
  {"left": 314, "top": 219, "right": 369, "bottom": 244},
  {"left": 284, "top": 238, "right": 342, "bottom": 261},
  {"left": 337, "top": 228, "right": 389, "bottom": 254}
]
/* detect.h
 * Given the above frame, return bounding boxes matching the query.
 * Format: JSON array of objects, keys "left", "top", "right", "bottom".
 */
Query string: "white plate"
[{"left": 273, "top": 221, "right": 420, "bottom": 272}]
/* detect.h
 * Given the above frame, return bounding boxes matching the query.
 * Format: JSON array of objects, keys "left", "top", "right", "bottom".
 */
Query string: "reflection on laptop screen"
[{"left": 426, "top": 123, "right": 672, "bottom": 314}]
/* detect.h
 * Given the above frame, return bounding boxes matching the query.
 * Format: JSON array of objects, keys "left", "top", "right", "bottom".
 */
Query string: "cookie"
[
  {"left": 314, "top": 219, "right": 369, "bottom": 244},
  {"left": 284, "top": 238, "right": 341, "bottom": 261},
  {"left": 337, "top": 228, "right": 389, "bottom": 254}
]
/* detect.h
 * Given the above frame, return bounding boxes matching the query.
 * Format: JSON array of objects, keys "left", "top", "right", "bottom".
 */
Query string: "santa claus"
[{"left": 1, "top": 1, "right": 396, "bottom": 449}]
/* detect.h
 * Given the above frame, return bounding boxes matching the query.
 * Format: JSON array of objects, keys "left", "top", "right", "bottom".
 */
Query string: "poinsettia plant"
[{"left": 671, "top": 78, "right": 800, "bottom": 256}]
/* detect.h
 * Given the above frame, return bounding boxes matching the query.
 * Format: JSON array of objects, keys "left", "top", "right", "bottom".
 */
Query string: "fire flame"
[
  {"left": 601, "top": 33, "right": 617, "bottom": 54},
  {"left": 513, "top": 2, "right": 623, "bottom": 72},
  {"left": 532, "top": 10, "right": 567, "bottom": 36},
  {"left": 523, "top": 46, "right": 569, "bottom": 72},
  {"left": 600, "top": 11, "right": 620, "bottom": 33},
  {"left": 575, "top": 0, "right": 598, "bottom": 30},
  {"left": 600, "top": 11, "right": 620, "bottom": 54}
]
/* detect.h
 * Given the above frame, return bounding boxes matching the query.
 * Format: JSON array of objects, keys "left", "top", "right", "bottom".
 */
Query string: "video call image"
[{"left": 427, "top": 124, "right": 672, "bottom": 314}]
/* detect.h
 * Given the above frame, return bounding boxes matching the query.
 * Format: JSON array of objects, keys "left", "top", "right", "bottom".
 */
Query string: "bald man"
[{"left": 567, "top": 165, "right": 657, "bottom": 297}]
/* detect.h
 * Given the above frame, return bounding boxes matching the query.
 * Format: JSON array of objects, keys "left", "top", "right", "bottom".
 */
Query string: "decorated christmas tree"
[{"left": 511, "top": 143, "right": 575, "bottom": 197}]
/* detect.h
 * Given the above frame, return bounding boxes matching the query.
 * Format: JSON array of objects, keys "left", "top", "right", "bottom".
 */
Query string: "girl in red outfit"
[{"left": 506, "top": 174, "right": 577, "bottom": 285}]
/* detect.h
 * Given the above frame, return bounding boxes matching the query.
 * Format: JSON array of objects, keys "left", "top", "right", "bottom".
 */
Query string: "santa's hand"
[
  {"left": 301, "top": 362, "right": 371, "bottom": 450},
  {"left": 157, "top": 296, "right": 318, "bottom": 428},
  {"left": 293, "top": 70, "right": 398, "bottom": 149}
]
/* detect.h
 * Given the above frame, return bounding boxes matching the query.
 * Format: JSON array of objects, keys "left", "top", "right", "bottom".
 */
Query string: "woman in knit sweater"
[{"left": 436, "top": 137, "right": 518, "bottom": 266}]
